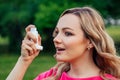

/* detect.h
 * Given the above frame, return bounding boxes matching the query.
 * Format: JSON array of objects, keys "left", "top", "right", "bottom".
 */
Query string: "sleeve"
[{"left": 34, "top": 68, "right": 57, "bottom": 80}]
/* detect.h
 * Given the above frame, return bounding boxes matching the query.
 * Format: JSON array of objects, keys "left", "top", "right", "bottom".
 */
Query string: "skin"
[
  {"left": 6, "top": 14, "right": 100, "bottom": 80},
  {"left": 53, "top": 14, "right": 100, "bottom": 78},
  {"left": 53, "top": 14, "right": 90, "bottom": 62},
  {"left": 6, "top": 25, "right": 41, "bottom": 80}
]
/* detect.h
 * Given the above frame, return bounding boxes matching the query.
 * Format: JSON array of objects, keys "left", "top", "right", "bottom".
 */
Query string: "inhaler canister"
[{"left": 30, "top": 28, "right": 43, "bottom": 50}]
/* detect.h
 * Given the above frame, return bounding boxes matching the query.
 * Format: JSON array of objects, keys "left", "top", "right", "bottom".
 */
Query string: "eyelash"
[
  {"left": 64, "top": 32, "right": 73, "bottom": 36},
  {"left": 52, "top": 31, "right": 58, "bottom": 37},
  {"left": 53, "top": 31, "right": 73, "bottom": 37}
]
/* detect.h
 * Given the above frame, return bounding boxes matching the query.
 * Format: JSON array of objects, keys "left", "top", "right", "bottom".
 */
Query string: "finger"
[
  {"left": 23, "top": 39, "right": 34, "bottom": 46},
  {"left": 38, "top": 34, "right": 42, "bottom": 45},
  {"left": 24, "top": 32, "right": 37, "bottom": 43},
  {"left": 25, "top": 24, "right": 36, "bottom": 32},
  {"left": 21, "top": 41, "right": 40, "bottom": 58},
  {"left": 34, "top": 50, "right": 40, "bottom": 57},
  {"left": 22, "top": 39, "right": 37, "bottom": 54},
  {"left": 21, "top": 42, "right": 33, "bottom": 57},
  {"left": 24, "top": 44, "right": 37, "bottom": 56}
]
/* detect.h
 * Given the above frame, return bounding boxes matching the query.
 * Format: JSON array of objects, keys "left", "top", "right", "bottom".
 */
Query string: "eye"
[
  {"left": 52, "top": 31, "right": 58, "bottom": 38},
  {"left": 64, "top": 31, "right": 73, "bottom": 36}
]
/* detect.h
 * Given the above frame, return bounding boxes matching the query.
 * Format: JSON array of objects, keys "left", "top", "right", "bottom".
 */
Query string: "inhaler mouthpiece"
[
  {"left": 30, "top": 27, "right": 43, "bottom": 50},
  {"left": 35, "top": 44, "right": 43, "bottom": 50}
]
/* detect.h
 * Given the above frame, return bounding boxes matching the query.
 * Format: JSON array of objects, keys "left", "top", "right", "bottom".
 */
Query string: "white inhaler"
[{"left": 30, "top": 28, "right": 43, "bottom": 50}]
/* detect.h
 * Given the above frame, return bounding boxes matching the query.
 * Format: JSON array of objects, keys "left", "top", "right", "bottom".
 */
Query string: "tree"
[
  {"left": 0, "top": 0, "right": 119, "bottom": 53},
  {"left": 107, "top": 0, "right": 120, "bottom": 19},
  {"left": 0, "top": 0, "right": 39, "bottom": 52}
]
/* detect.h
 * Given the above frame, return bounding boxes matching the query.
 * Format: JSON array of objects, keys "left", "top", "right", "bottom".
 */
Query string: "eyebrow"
[{"left": 55, "top": 27, "right": 74, "bottom": 31}]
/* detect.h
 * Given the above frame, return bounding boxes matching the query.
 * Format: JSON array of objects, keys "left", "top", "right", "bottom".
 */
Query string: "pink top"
[{"left": 34, "top": 68, "right": 117, "bottom": 80}]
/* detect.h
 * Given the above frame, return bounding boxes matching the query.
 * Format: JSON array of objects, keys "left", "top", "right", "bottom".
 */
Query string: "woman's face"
[{"left": 53, "top": 14, "right": 90, "bottom": 62}]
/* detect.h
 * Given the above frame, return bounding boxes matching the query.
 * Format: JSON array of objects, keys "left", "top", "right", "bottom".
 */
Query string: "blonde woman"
[{"left": 7, "top": 7, "right": 120, "bottom": 80}]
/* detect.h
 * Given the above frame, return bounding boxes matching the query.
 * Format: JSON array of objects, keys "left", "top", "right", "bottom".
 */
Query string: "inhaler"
[{"left": 30, "top": 28, "right": 43, "bottom": 50}]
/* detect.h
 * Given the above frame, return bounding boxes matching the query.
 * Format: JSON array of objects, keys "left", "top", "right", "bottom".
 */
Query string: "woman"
[{"left": 6, "top": 6, "right": 120, "bottom": 80}]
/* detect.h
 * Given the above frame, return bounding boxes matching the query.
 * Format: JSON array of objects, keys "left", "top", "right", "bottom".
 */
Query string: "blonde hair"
[{"left": 44, "top": 7, "right": 120, "bottom": 80}]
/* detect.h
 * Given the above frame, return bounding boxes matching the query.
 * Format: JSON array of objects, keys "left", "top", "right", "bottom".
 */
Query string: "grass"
[{"left": 0, "top": 54, "right": 56, "bottom": 80}]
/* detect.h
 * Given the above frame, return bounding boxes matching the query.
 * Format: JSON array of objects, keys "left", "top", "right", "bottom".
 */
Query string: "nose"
[{"left": 53, "top": 34, "right": 62, "bottom": 44}]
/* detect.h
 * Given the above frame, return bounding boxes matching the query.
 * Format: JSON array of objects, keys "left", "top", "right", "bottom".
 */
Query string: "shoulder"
[{"left": 34, "top": 68, "right": 57, "bottom": 80}]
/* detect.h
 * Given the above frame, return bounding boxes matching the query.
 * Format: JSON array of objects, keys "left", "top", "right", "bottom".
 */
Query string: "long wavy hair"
[{"left": 44, "top": 7, "right": 120, "bottom": 80}]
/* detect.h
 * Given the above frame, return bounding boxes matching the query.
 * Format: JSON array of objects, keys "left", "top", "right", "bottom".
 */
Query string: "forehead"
[{"left": 56, "top": 14, "right": 80, "bottom": 30}]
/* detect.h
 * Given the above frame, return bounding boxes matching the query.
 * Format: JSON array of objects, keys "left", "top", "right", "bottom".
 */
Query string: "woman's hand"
[
  {"left": 21, "top": 24, "right": 41, "bottom": 63},
  {"left": 6, "top": 25, "right": 42, "bottom": 80}
]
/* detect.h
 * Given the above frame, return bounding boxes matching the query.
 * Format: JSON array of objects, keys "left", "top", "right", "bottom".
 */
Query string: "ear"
[{"left": 87, "top": 40, "right": 94, "bottom": 48}]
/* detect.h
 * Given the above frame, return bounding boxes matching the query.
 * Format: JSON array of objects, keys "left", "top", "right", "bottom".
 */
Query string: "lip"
[{"left": 56, "top": 47, "right": 65, "bottom": 54}]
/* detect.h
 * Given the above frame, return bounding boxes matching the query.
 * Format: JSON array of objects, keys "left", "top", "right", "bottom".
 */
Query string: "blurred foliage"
[
  {"left": 0, "top": 0, "right": 120, "bottom": 53},
  {"left": 106, "top": 26, "right": 120, "bottom": 54},
  {"left": 0, "top": 0, "right": 39, "bottom": 52}
]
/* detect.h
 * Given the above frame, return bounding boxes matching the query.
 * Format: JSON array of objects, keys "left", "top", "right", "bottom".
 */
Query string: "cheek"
[
  {"left": 64, "top": 37, "right": 88, "bottom": 53},
  {"left": 63, "top": 38, "right": 79, "bottom": 52},
  {"left": 64, "top": 37, "right": 82, "bottom": 47},
  {"left": 63, "top": 38, "right": 75, "bottom": 48}
]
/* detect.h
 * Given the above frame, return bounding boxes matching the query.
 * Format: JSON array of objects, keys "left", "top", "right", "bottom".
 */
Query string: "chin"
[
  {"left": 55, "top": 56, "right": 63, "bottom": 62},
  {"left": 56, "top": 57, "right": 68, "bottom": 63},
  {"left": 54, "top": 53, "right": 69, "bottom": 62}
]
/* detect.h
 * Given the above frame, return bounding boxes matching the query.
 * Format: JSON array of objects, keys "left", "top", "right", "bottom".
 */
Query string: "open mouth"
[
  {"left": 57, "top": 48, "right": 65, "bottom": 51},
  {"left": 56, "top": 47, "right": 65, "bottom": 53}
]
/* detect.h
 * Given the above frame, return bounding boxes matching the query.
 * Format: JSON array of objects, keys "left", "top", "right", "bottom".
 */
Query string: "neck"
[{"left": 68, "top": 51, "right": 100, "bottom": 78}]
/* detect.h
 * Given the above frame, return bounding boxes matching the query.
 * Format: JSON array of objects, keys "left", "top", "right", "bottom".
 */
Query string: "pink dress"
[{"left": 34, "top": 68, "right": 117, "bottom": 80}]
